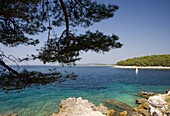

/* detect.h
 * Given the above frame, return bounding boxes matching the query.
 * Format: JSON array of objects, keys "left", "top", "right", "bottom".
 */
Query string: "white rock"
[
  {"left": 53, "top": 97, "right": 106, "bottom": 116},
  {"left": 148, "top": 95, "right": 168, "bottom": 116},
  {"left": 167, "top": 91, "right": 170, "bottom": 95}
]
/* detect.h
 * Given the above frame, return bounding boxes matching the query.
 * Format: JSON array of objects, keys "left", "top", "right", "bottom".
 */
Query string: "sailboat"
[{"left": 135, "top": 68, "right": 139, "bottom": 75}]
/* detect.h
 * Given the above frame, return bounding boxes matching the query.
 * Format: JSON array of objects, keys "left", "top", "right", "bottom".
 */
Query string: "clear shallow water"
[{"left": 0, "top": 66, "right": 170, "bottom": 116}]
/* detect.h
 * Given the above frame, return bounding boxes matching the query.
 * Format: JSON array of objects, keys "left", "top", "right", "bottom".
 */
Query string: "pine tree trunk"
[{"left": 0, "top": 60, "right": 21, "bottom": 77}]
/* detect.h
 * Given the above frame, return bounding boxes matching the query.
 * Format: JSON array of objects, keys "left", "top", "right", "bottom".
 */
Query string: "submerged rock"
[
  {"left": 135, "top": 98, "right": 147, "bottom": 104},
  {"left": 104, "top": 99, "right": 135, "bottom": 116},
  {"left": 0, "top": 114, "right": 18, "bottom": 116},
  {"left": 51, "top": 97, "right": 107, "bottom": 116},
  {"left": 138, "top": 91, "right": 156, "bottom": 98}
]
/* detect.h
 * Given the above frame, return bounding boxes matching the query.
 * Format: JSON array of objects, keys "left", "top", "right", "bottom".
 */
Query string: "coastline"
[
  {"left": 113, "top": 65, "right": 170, "bottom": 69},
  {"left": 52, "top": 90, "right": 170, "bottom": 116}
]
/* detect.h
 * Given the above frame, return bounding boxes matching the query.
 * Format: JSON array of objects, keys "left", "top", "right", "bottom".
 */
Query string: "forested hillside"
[{"left": 116, "top": 54, "right": 170, "bottom": 67}]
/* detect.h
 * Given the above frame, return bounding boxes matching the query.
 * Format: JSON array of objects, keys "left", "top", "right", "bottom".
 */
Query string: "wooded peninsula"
[{"left": 116, "top": 54, "right": 170, "bottom": 67}]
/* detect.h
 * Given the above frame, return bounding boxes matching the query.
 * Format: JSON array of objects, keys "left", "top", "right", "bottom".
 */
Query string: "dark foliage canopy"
[
  {"left": 0, "top": 0, "right": 122, "bottom": 90},
  {"left": 0, "top": 68, "right": 77, "bottom": 90},
  {"left": 0, "top": 0, "right": 122, "bottom": 64}
]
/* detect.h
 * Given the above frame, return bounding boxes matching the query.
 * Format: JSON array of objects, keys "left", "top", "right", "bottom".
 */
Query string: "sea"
[{"left": 0, "top": 65, "right": 170, "bottom": 116}]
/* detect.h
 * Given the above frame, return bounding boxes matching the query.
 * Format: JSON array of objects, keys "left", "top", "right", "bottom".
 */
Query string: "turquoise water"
[{"left": 0, "top": 66, "right": 170, "bottom": 116}]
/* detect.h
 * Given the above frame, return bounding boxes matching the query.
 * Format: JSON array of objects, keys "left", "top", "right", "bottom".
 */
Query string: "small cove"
[{"left": 0, "top": 66, "right": 170, "bottom": 116}]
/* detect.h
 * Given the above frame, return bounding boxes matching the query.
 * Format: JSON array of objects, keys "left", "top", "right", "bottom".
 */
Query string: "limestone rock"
[
  {"left": 0, "top": 114, "right": 18, "bottom": 116},
  {"left": 119, "top": 111, "right": 127, "bottom": 116},
  {"left": 135, "top": 98, "right": 147, "bottom": 104},
  {"left": 148, "top": 91, "right": 170, "bottom": 116},
  {"left": 165, "top": 89, "right": 170, "bottom": 95},
  {"left": 52, "top": 97, "right": 106, "bottom": 116},
  {"left": 97, "top": 104, "right": 109, "bottom": 115},
  {"left": 133, "top": 103, "right": 149, "bottom": 116},
  {"left": 137, "top": 109, "right": 149, "bottom": 116},
  {"left": 107, "top": 109, "right": 115, "bottom": 116},
  {"left": 138, "top": 91, "right": 156, "bottom": 98},
  {"left": 96, "top": 104, "right": 116, "bottom": 116},
  {"left": 104, "top": 99, "right": 135, "bottom": 116},
  {"left": 140, "top": 102, "right": 149, "bottom": 109},
  {"left": 134, "top": 96, "right": 150, "bottom": 116}
]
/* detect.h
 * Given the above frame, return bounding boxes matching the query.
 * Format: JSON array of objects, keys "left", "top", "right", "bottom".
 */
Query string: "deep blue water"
[{"left": 0, "top": 66, "right": 170, "bottom": 116}]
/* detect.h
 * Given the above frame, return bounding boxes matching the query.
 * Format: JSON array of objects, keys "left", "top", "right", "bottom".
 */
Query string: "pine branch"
[
  {"left": 59, "top": 0, "right": 69, "bottom": 37},
  {"left": 0, "top": 60, "right": 21, "bottom": 77}
]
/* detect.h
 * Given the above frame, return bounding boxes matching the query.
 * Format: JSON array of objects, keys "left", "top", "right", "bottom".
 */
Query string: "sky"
[{"left": 1, "top": 0, "right": 170, "bottom": 65}]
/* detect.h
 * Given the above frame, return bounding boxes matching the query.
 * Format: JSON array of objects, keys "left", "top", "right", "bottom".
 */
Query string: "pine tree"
[{"left": 0, "top": 0, "right": 122, "bottom": 90}]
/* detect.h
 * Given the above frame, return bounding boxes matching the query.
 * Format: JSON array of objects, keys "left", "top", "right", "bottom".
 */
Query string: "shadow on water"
[{"left": 0, "top": 67, "right": 77, "bottom": 91}]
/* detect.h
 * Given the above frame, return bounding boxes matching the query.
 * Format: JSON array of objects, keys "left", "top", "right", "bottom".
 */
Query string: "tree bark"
[
  {"left": 59, "top": 0, "right": 69, "bottom": 37},
  {"left": 0, "top": 60, "right": 21, "bottom": 77}
]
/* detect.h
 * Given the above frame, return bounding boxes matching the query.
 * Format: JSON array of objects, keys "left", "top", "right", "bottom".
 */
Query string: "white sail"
[{"left": 135, "top": 68, "right": 139, "bottom": 75}]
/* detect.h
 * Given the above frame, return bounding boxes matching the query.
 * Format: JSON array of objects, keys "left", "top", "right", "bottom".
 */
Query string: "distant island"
[
  {"left": 116, "top": 54, "right": 170, "bottom": 67},
  {"left": 77, "top": 63, "right": 113, "bottom": 66}
]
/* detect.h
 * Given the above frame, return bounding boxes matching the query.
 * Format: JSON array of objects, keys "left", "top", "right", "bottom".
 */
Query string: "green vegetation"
[
  {"left": 116, "top": 54, "right": 170, "bottom": 67},
  {"left": 0, "top": 0, "right": 122, "bottom": 90}
]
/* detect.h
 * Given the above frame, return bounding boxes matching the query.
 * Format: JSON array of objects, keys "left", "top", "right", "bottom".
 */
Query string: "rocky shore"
[
  {"left": 1, "top": 90, "right": 169, "bottom": 116},
  {"left": 52, "top": 90, "right": 170, "bottom": 116}
]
